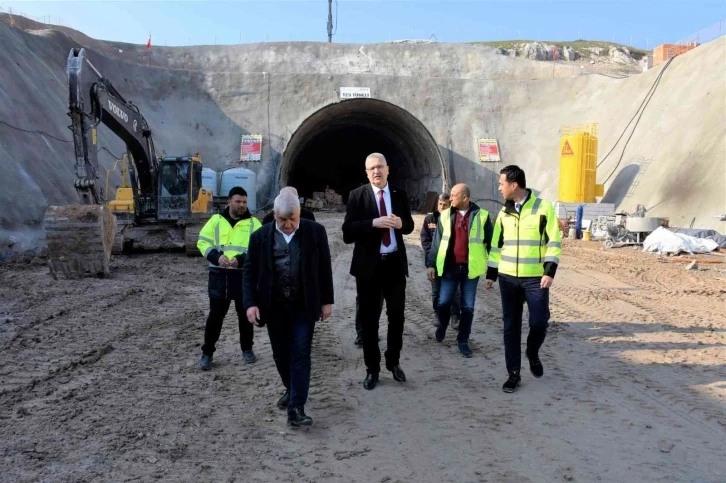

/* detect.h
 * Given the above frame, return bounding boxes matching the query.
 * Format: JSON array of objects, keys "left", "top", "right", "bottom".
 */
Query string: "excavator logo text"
[{"left": 107, "top": 100, "right": 129, "bottom": 124}]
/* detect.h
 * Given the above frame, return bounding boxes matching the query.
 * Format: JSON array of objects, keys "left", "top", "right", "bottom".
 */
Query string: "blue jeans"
[
  {"left": 437, "top": 264, "right": 480, "bottom": 342},
  {"left": 266, "top": 302, "right": 316, "bottom": 411},
  {"left": 498, "top": 274, "right": 550, "bottom": 374}
]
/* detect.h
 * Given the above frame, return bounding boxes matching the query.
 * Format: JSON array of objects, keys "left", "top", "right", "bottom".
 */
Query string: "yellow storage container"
[{"left": 558, "top": 124, "right": 603, "bottom": 203}]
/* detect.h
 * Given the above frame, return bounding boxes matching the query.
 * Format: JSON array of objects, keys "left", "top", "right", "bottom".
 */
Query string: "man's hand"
[
  {"left": 540, "top": 276, "right": 554, "bottom": 289},
  {"left": 218, "top": 255, "right": 231, "bottom": 267},
  {"left": 426, "top": 267, "right": 436, "bottom": 281},
  {"left": 372, "top": 216, "right": 396, "bottom": 229},
  {"left": 246, "top": 306, "right": 261, "bottom": 326},
  {"left": 321, "top": 304, "right": 333, "bottom": 321},
  {"left": 389, "top": 215, "right": 402, "bottom": 230},
  {"left": 229, "top": 257, "right": 239, "bottom": 268},
  {"left": 485, "top": 279, "right": 495, "bottom": 290}
]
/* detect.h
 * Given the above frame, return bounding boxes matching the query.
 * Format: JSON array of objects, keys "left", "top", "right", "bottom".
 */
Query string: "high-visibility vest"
[
  {"left": 197, "top": 214, "right": 261, "bottom": 266},
  {"left": 435, "top": 207, "right": 490, "bottom": 279},
  {"left": 488, "top": 195, "right": 561, "bottom": 278}
]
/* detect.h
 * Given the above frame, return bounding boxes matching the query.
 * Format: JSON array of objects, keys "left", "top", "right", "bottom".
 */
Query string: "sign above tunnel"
[
  {"left": 478, "top": 138, "right": 501, "bottom": 162},
  {"left": 340, "top": 87, "right": 371, "bottom": 99}
]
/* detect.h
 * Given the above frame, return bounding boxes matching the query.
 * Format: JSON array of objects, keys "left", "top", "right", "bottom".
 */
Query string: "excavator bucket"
[{"left": 44, "top": 205, "right": 117, "bottom": 279}]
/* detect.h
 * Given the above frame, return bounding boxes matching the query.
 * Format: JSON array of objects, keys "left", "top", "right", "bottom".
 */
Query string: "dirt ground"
[{"left": 1, "top": 213, "right": 725, "bottom": 483}]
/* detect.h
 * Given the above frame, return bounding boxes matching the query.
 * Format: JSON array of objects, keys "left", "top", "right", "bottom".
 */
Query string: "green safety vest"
[
  {"left": 197, "top": 214, "right": 261, "bottom": 266},
  {"left": 488, "top": 195, "right": 561, "bottom": 278},
  {"left": 435, "top": 207, "right": 490, "bottom": 279}
]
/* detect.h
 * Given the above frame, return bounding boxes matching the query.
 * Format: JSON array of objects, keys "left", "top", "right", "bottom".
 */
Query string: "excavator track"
[{"left": 44, "top": 205, "right": 117, "bottom": 279}]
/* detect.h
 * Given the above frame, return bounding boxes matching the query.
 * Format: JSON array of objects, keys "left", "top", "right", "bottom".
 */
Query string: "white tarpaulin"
[{"left": 642, "top": 227, "right": 719, "bottom": 254}]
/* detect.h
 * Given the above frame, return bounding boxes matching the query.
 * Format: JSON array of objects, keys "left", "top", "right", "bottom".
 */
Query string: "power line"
[
  {"left": 600, "top": 57, "right": 675, "bottom": 185},
  {"left": 0, "top": 119, "right": 72, "bottom": 142}
]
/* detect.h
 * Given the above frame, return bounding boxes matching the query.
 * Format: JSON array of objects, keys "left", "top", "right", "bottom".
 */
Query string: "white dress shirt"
[
  {"left": 275, "top": 223, "right": 298, "bottom": 244},
  {"left": 371, "top": 183, "right": 398, "bottom": 254}
]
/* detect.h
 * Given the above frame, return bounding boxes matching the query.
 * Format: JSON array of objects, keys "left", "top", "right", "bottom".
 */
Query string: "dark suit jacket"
[
  {"left": 261, "top": 207, "right": 316, "bottom": 225},
  {"left": 342, "top": 183, "right": 414, "bottom": 280},
  {"left": 243, "top": 219, "right": 334, "bottom": 324}
]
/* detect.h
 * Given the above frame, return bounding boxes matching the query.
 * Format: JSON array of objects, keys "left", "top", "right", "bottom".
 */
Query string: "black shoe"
[
  {"left": 277, "top": 389, "right": 290, "bottom": 409},
  {"left": 502, "top": 372, "right": 521, "bottom": 393},
  {"left": 387, "top": 365, "right": 406, "bottom": 383},
  {"left": 526, "top": 349, "right": 544, "bottom": 378},
  {"left": 435, "top": 325, "right": 446, "bottom": 342},
  {"left": 287, "top": 406, "right": 313, "bottom": 428},
  {"left": 354, "top": 335, "right": 363, "bottom": 346},
  {"left": 457, "top": 342, "right": 473, "bottom": 358},
  {"left": 242, "top": 350, "right": 257, "bottom": 364},
  {"left": 363, "top": 373, "right": 379, "bottom": 390},
  {"left": 199, "top": 354, "right": 212, "bottom": 371}
]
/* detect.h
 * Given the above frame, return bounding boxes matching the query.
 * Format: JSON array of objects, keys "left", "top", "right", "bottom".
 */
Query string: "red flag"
[
  {"left": 146, "top": 34, "right": 151, "bottom": 50},
  {"left": 552, "top": 46, "right": 558, "bottom": 60}
]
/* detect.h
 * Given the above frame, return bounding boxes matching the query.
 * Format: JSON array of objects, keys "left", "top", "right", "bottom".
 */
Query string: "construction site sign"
[
  {"left": 340, "top": 87, "right": 371, "bottom": 99},
  {"left": 478, "top": 138, "right": 501, "bottom": 162},
  {"left": 240, "top": 134, "right": 262, "bottom": 162}
]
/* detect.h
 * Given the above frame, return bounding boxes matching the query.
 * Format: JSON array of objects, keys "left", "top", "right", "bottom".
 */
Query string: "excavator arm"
[{"left": 66, "top": 47, "right": 158, "bottom": 210}]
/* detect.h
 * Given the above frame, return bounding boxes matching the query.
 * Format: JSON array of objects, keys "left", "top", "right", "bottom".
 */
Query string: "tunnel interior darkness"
[{"left": 282, "top": 99, "right": 445, "bottom": 209}]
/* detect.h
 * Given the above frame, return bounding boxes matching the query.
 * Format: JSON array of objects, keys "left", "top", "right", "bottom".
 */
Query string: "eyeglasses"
[{"left": 365, "top": 165, "right": 387, "bottom": 172}]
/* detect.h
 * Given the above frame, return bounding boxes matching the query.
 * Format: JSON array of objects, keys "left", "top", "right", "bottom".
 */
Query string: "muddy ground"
[{"left": 1, "top": 213, "right": 725, "bottom": 482}]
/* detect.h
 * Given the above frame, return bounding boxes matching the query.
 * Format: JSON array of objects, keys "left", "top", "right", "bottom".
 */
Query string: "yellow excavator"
[{"left": 44, "top": 48, "right": 212, "bottom": 278}]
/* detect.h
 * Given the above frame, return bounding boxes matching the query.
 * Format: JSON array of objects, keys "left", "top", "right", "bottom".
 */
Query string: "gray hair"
[
  {"left": 279, "top": 186, "right": 298, "bottom": 197},
  {"left": 273, "top": 192, "right": 300, "bottom": 218},
  {"left": 365, "top": 152, "right": 387, "bottom": 166},
  {"left": 438, "top": 193, "right": 450, "bottom": 201}
]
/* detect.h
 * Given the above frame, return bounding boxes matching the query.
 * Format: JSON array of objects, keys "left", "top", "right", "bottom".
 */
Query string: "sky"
[{"left": 1, "top": 0, "right": 724, "bottom": 49}]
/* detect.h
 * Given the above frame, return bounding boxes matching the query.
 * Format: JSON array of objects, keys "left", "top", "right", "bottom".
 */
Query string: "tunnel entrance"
[{"left": 282, "top": 99, "right": 446, "bottom": 209}]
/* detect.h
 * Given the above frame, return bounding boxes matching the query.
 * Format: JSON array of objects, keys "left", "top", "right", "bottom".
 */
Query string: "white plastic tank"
[
  {"left": 220, "top": 168, "right": 257, "bottom": 212},
  {"left": 201, "top": 168, "right": 218, "bottom": 196}
]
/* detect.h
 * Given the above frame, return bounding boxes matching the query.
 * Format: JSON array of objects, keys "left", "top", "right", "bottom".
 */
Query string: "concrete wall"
[{"left": 1, "top": 20, "right": 724, "bottom": 258}]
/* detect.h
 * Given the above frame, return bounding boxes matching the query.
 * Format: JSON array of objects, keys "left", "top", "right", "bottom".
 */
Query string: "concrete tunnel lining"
[{"left": 282, "top": 99, "right": 446, "bottom": 209}]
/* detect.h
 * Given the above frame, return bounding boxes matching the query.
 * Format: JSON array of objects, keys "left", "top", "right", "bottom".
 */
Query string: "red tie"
[{"left": 378, "top": 189, "right": 391, "bottom": 247}]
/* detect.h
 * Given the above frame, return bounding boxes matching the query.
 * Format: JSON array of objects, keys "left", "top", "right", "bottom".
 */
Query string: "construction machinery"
[{"left": 44, "top": 48, "right": 213, "bottom": 278}]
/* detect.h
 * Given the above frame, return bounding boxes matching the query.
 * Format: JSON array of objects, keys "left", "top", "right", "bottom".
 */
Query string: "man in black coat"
[
  {"left": 243, "top": 192, "right": 334, "bottom": 428},
  {"left": 261, "top": 186, "right": 316, "bottom": 225},
  {"left": 342, "top": 153, "right": 414, "bottom": 391},
  {"left": 420, "top": 193, "right": 461, "bottom": 329}
]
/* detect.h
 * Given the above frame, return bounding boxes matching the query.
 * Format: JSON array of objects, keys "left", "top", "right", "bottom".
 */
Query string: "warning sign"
[
  {"left": 477, "top": 138, "right": 501, "bottom": 162},
  {"left": 561, "top": 140, "right": 574, "bottom": 156},
  {"left": 240, "top": 134, "right": 262, "bottom": 162}
]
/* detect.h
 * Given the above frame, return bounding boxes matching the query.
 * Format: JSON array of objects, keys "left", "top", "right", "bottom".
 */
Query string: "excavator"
[{"left": 43, "top": 48, "right": 213, "bottom": 278}]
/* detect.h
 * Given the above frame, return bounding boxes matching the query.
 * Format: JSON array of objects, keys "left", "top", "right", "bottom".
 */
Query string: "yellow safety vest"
[
  {"left": 488, "top": 195, "right": 561, "bottom": 278},
  {"left": 435, "top": 207, "right": 490, "bottom": 279},
  {"left": 197, "top": 214, "right": 261, "bottom": 266}
]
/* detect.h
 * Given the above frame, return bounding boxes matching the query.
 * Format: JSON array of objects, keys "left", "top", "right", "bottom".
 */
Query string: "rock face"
[{"left": 609, "top": 46, "right": 638, "bottom": 65}]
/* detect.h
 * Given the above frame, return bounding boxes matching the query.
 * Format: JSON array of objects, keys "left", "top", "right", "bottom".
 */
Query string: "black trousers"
[
  {"left": 201, "top": 297, "right": 254, "bottom": 356},
  {"left": 356, "top": 256, "right": 406, "bottom": 374},
  {"left": 498, "top": 274, "right": 549, "bottom": 374},
  {"left": 355, "top": 295, "right": 384, "bottom": 338}
]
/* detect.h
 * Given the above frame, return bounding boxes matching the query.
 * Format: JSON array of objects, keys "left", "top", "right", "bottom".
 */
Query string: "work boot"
[
  {"left": 502, "top": 371, "right": 521, "bottom": 393},
  {"left": 242, "top": 350, "right": 257, "bottom": 364},
  {"left": 277, "top": 389, "right": 290, "bottom": 409},
  {"left": 287, "top": 406, "right": 313, "bottom": 428},
  {"left": 450, "top": 314, "right": 460, "bottom": 331},
  {"left": 435, "top": 325, "right": 446, "bottom": 342},
  {"left": 199, "top": 354, "right": 212, "bottom": 371},
  {"left": 526, "top": 349, "right": 544, "bottom": 378},
  {"left": 457, "top": 342, "right": 472, "bottom": 358}
]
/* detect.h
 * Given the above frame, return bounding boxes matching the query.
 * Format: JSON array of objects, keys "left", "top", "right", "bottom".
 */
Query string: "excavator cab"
[{"left": 157, "top": 155, "right": 212, "bottom": 220}]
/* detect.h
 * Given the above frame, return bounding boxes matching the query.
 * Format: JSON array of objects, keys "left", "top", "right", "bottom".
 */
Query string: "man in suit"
[
  {"left": 261, "top": 186, "right": 316, "bottom": 225},
  {"left": 243, "top": 192, "right": 334, "bottom": 427},
  {"left": 342, "top": 153, "right": 414, "bottom": 390}
]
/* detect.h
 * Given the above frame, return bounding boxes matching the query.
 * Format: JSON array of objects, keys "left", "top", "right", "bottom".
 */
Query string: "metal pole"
[{"left": 327, "top": 0, "right": 333, "bottom": 42}]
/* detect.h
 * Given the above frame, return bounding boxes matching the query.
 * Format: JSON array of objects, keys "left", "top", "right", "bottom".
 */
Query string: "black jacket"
[
  {"left": 261, "top": 207, "right": 316, "bottom": 225},
  {"left": 342, "top": 184, "right": 414, "bottom": 280},
  {"left": 243, "top": 219, "right": 334, "bottom": 324},
  {"left": 420, "top": 211, "right": 441, "bottom": 263},
  {"left": 425, "top": 202, "right": 493, "bottom": 270}
]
